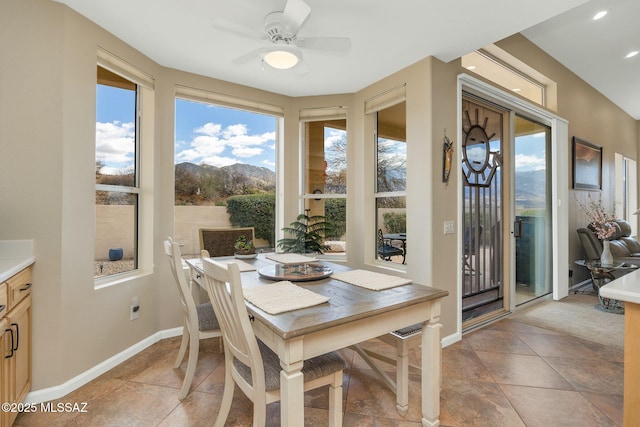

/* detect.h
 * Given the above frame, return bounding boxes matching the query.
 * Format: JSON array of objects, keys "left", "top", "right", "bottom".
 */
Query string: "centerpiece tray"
[{"left": 258, "top": 263, "right": 332, "bottom": 282}]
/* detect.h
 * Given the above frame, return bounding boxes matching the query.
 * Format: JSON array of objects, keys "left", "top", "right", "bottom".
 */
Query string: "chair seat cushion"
[
  {"left": 234, "top": 341, "right": 345, "bottom": 391},
  {"left": 196, "top": 302, "right": 219, "bottom": 331}
]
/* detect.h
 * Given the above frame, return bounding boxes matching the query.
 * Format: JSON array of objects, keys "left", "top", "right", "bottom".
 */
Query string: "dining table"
[{"left": 186, "top": 254, "right": 448, "bottom": 426}]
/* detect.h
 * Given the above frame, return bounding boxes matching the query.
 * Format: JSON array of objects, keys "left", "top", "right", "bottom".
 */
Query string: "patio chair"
[
  {"left": 164, "top": 239, "right": 222, "bottom": 399},
  {"left": 200, "top": 258, "right": 345, "bottom": 427},
  {"left": 377, "top": 229, "right": 404, "bottom": 261},
  {"left": 199, "top": 227, "right": 255, "bottom": 257}
]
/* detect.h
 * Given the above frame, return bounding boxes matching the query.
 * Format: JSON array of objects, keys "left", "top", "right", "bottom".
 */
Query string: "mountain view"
[{"left": 174, "top": 162, "right": 276, "bottom": 205}]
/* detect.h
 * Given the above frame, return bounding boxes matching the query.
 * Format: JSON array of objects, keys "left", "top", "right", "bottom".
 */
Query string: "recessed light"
[
  {"left": 512, "top": 88, "right": 521, "bottom": 92},
  {"left": 625, "top": 50, "right": 639, "bottom": 59},
  {"left": 593, "top": 10, "right": 608, "bottom": 20},
  {"left": 466, "top": 65, "right": 476, "bottom": 70}
]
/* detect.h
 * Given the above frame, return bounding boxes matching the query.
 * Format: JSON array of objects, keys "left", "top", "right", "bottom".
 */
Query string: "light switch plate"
[{"left": 444, "top": 221, "right": 455, "bottom": 235}]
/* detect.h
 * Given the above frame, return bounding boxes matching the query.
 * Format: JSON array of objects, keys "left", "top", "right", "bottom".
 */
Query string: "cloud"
[
  {"left": 515, "top": 153, "right": 546, "bottom": 171},
  {"left": 95, "top": 121, "right": 135, "bottom": 172},
  {"left": 232, "top": 146, "right": 263, "bottom": 158},
  {"left": 176, "top": 122, "right": 274, "bottom": 166}
]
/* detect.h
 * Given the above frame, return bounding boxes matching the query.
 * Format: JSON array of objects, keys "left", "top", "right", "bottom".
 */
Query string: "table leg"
[
  {"left": 421, "top": 304, "right": 442, "bottom": 427},
  {"left": 279, "top": 340, "right": 305, "bottom": 427}
]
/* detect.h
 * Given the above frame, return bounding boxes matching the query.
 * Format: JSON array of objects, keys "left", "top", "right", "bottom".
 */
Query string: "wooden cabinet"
[{"left": 0, "top": 267, "right": 32, "bottom": 427}]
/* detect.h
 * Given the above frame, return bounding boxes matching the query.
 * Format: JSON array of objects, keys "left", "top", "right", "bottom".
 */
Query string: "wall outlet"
[{"left": 444, "top": 221, "right": 455, "bottom": 235}]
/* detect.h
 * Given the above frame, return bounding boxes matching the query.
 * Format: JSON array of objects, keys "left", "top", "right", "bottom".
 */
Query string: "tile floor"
[{"left": 15, "top": 314, "right": 623, "bottom": 426}]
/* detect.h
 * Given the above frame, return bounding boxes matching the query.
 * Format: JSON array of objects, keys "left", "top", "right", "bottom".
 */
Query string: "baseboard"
[
  {"left": 441, "top": 331, "right": 462, "bottom": 348},
  {"left": 24, "top": 327, "right": 183, "bottom": 404}
]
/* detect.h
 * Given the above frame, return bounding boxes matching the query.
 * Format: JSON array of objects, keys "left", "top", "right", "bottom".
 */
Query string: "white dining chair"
[
  {"left": 200, "top": 258, "right": 345, "bottom": 427},
  {"left": 164, "top": 239, "right": 222, "bottom": 399}
]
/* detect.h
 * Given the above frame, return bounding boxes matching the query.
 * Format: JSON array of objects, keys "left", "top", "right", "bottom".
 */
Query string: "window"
[
  {"left": 615, "top": 153, "right": 638, "bottom": 236},
  {"left": 173, "top": 95, "right": 279, "bottom": 255},
  {"left": 95, "top": 66, "right": 140, "bottom": 279},
  {"left": 375, "top": 101, "right": 406, "bottom": 264},
  {"left": 462, "top": 47, "right": 552, "bottom": 107},
  {"left": 301, "top": 110, "right": 347, "bottom": 257}
]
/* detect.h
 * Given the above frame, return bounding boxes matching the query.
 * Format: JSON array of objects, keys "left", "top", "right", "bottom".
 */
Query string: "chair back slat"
[
  {"left": 201, "top": 258, "right": 266, "bottom": 390},
  {"left": 164, "top": 240, "right": 195, "bottom": 320}
]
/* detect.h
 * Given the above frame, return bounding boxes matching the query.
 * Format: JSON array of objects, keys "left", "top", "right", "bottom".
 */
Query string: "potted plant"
[
  {"left": 277, "top": 209, "right": 333, "bottom": 254},
  {"left": 234, "top": 235, "right": 256, "bottom": 257}
]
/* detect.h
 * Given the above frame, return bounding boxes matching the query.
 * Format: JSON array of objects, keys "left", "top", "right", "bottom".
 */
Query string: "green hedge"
[
  {"left": 227, "top": 194, "right": 348, "bottom": 245},
  {"left": 383, "top": 212, "right": 406, "bottom": 233},
  {"left": 227, "top": 193, "right": 275, "bottom": 246}
]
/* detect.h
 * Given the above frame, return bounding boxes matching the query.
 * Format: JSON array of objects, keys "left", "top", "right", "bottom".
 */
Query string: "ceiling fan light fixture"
[{"left": 262, "top": 45, "right": 301, "bottom": 70}]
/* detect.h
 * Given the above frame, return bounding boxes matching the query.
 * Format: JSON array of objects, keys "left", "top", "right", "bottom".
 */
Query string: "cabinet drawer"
[
  {"left": 7, "top": 267, "right": 32, "bottom": 310},
  {"left": 0, "top": 282, "right": 7, "bottom": 317}
]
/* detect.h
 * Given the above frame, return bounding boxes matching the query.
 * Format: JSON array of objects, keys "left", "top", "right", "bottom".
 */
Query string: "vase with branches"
[{"left": 277, "top": 209, "right": 333, "bottom": 254}]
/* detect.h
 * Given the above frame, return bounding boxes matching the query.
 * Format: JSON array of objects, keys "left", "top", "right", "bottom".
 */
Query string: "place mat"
[
  {"left": 243, "top": 281, "right": 329, "bottom": 314},
  {"left": 214, "top": 259, "right": 256, "bottom": 272},
  {"left": 331, "top": 269, "right": 412, "bottom": 291},
  {"left": 265, "top": 253, "right": 317, "bottom": 265}
]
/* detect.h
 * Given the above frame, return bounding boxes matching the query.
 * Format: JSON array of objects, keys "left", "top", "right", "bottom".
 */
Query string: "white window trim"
[{"left": 95, "top": 52, "right": 155, "bottom": 288}]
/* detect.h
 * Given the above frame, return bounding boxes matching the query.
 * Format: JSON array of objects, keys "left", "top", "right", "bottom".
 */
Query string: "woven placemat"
[
  {"left": 214, "top": 259, "right": 256, "bottom": 272},
  {"left": 243, "top": 281, "right": 329, "bottom": 314},
  {"left": 331, "top": 269, "right": 412, "bottom": 291},
  {"left": 265, "top": 253, "right": 317, "bottom": 265}
]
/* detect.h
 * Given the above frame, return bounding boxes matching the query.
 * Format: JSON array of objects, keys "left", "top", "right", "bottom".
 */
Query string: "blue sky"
[
  {"left": 96, "top": 87, "right": 277, "bottom": 174},
  {"left": 96, "top": 85, "right": 545, "bottom": 175}
]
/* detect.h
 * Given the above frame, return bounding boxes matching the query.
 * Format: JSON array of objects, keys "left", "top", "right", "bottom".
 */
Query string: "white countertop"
[
  {"left": 600, "top": 267, "right": 640, "bottom": 305},
  {"left": 0, "top": 240, "right": 35, "bottom": 283}
]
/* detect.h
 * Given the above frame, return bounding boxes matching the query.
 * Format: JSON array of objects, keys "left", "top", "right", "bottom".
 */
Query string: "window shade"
[
  {"left": 299, "top": 107, "right": 347, "bottom": 122},
  {"left": 175, "top": 85, "right": 284, "bottom": 117},
  {"left": 97, "top": 48, "right": 154, "bottom": 89},
  {"left": 364, "top": 84, "right": 406, "bottom": 114}
]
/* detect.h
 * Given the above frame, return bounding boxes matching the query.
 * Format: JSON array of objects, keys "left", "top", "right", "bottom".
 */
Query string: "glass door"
[
  {"left": 461, "top": 97, "right": 508, "bottom": 324},
  {"left": 513, "top": 115, "right": 552, "bottom": 304}
]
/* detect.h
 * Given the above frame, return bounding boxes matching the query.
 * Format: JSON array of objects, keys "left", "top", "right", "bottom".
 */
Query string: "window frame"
[
  {"left": 94, "top": 52, "right": 154, "bottom": 288},
  {"left": 299, "top": 108, "right": 348, "bottom": 261}
]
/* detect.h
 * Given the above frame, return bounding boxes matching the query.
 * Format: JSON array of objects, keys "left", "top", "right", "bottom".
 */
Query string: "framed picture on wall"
[{"left": 572, "top": 137, "right": 602, "bottom": 191}]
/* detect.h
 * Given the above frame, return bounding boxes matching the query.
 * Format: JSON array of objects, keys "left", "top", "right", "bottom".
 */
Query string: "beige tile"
[
  {"left": 543, "top": 356, "right": 624, "bottom": 395},
  {"left": 464, "top": 328, "right": 537, "bottom": 355},
  {"left": 500, "top": 384, "right": 617, "bottom": 427},
  {"left": 475, "top": 350, "right": 574, "bottom": 389},
  {"left": 440, "top": 378, "right": 525, "bottom": 427},
  {"left": 518, "top": 332, "right": 624, "bottom": 362}
]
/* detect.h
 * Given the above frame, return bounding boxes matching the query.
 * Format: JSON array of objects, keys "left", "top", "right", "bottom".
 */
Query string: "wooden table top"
[{"left": 187, "top": 256, "right": 448, "bottom": 339}]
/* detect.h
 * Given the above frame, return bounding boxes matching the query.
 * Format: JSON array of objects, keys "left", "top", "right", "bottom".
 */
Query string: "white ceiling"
[{"left": 54, "top": 0, "right": 640, "bottom": 119}]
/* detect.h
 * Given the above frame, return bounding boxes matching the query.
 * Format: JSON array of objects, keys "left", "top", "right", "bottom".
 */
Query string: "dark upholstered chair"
[
  {"left": 199, "top": 227, "right": 255, "bottom": 257},
  {"left": 577, "top": 219, "right": 640, "bottom": 263},
  {"left": 200, "top": 258, "right": 345, "bottom": 426}
]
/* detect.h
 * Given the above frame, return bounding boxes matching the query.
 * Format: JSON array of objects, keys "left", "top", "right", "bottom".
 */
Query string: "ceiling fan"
[{"left": 212, "top": 0, "right": 351, "bottom": 71}]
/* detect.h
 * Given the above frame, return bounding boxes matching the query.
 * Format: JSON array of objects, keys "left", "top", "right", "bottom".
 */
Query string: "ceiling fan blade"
[
  {"left": 232, "top": 47, "right": 268, "bottom": 64},
  {"left": 211, "top": 17, "right": 266, "bottom": 41},
  {"left": 281, "top": 0, "right": 311, "bottom": 35},
  {"left": 297, "top": 37, "right": 351, "bottom": 52}
]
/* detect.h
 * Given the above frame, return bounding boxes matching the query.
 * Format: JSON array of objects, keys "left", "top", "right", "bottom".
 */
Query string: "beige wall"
[
  {"left": 1, "top": 0, "right": 637, "bottom": 393},
  {"left": 497, "top": 34, "right": 639, "bottom": 283}
]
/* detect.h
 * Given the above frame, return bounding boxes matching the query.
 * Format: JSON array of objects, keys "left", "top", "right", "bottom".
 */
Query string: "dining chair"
[
  {"left": 377, "top": 228, "right": 404, "bottom": 261},
  {"left": 163, "top": 239, "right": 222, "bottom": 399},
  {"left": 200, "top": 258, "right": 346, "bottom": 427},
  {"left": 199, "top": 227, "right": 255, "bottom": 257},
  {"left": 351, "top": 323, "right": 422, "bottom": 416}
]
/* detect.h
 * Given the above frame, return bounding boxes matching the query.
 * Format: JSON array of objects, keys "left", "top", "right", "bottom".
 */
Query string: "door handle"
[{"left": 514, "top": 219, "right": 523, "bottom": 238}]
